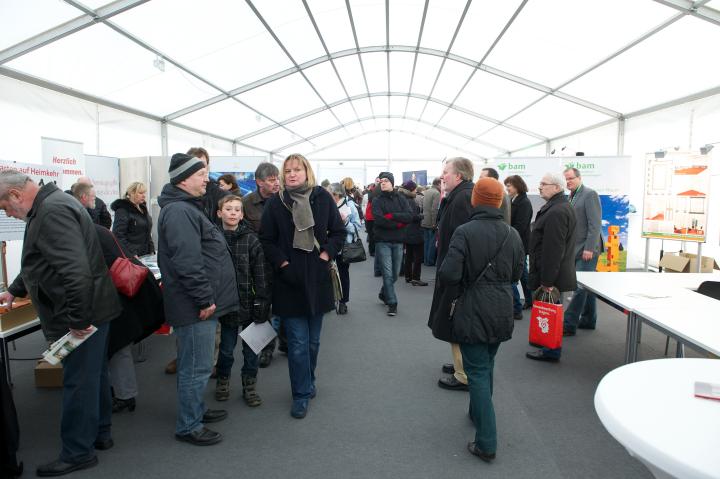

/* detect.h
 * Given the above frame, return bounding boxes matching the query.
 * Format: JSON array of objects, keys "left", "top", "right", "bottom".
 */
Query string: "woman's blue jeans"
[{"left": 282, "top": 314, "right": 324, "bottom": 400}]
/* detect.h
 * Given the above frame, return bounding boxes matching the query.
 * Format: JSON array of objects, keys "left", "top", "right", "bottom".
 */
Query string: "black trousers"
[
  {"left": 404, "top": 243, "right": 423, "bottom": 281},
  {"left": 338, "top": 260, "right": 350, "bottom": 303},
  {"left": 366, "top": 221, "right": 375, "bottom": 255}
]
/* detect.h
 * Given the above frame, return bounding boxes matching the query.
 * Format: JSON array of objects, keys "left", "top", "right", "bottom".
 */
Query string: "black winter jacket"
[
  {"left": 220, "top": 222, "right": 270, "bottom": 327},
  {"left": 94, "top": 225, "right": 165, "bottom": 357},
  {"left": 430, "top": 207, "right": 524, "bottom": 343},
  {"left": 398, "top": 188, "right": 423, "bottom": 245},
  {"left": 260, "top": 187, "right": 345, "bottom": 318},
  {"left": 157, "top": 184, "right": 239, "bottom": 327},
  {"left": 202, "top": 180, "right": 230, "bottom": 225},
  {"left": 111, "top": 199, "right": 155, "bottom": 257},
  {"left": 528, "top": 192, "right": 577, "bottom": 292},
  {"left": 372, "top": 190, "right": 414, "bottom": 243},
  {"left": 510, "top": 193, "right": 533, "bottom": 253},
  {"left": 436, "top": 180, "right": 474, "bottom": 268},
  {"left": 8, "top": 183, "right": 121, "bottom": 340}
]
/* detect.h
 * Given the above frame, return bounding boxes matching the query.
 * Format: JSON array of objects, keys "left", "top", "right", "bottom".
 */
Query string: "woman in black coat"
[
  {"left": 437, "top": 178, "right": 524, "bottom": 463},
  {"left": 260, "top": 154, "right": 345, "bottom": 420},
  {"left": 94, "top": 225, "right": 164, "bottom": 413},
  {"left": 111, "top": 182, "right": 154, "bottom": 257},
  {"left": 504, "top": 175, "right": 533, "bottom": 316},
  {"left": 398, "top": 181, "right": 426, "bottom": 286}
]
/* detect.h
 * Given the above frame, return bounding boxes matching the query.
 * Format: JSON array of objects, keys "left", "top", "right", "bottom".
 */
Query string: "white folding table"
[
  {"left": 576, "top": 272, "right": 720, "bottom": 363},
  {"left": 595, "top": 358, "right": 720, "bottom": 478},
  {"left": 0, "top": 318, "right": 42, "bottom": 385}
]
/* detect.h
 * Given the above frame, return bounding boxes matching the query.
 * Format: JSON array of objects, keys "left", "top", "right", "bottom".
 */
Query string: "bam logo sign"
[
  {"left": 497, "top": 162, "right": 526, "bottom": 172},
  {"left": 564, "top": 160, "right": 596, "bottom": 174}
]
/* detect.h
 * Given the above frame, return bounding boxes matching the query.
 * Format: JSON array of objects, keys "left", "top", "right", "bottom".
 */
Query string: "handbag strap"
[
  {"left": 109, "top": 232, "right": 129, "bottom": 260},
  {"left": 467, "top": 223, "right": 512, "bottom": 287}
]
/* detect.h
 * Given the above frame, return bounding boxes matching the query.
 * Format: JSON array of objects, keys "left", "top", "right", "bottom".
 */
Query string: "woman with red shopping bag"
[
  {"left": 525, "top": 172, "right": 577, "bottom": 363},
  {"left": 436, "top": 178, "right": 525, "bottom": 463}
]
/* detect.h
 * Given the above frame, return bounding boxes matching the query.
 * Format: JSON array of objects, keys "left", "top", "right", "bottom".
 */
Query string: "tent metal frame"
[{"left": 0, "top": 0, "right": 716, "bottom": 155}]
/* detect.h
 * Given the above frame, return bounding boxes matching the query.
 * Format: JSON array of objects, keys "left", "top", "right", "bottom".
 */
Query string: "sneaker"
[
  {"left": 175, "top": 427, "right": 222, "bottom": 446},
  {"left": 378, "top": 292, "right": 388, "bottom": 305},
  {"left": 411, "top": 280, "right": 428, "bottom": 286},
  {"left": 387, "top": 304, "right": 397, "bottom": 316},
  {"left": 215, "top": 377, "right": 230, "bottom": 402},
  {"left": 291, "top": 399, "right": 309, "bottom": 419}
]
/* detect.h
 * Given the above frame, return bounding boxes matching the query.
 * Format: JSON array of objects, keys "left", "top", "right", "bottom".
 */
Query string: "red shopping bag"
[{"left": 529, "top": 299, "right": 564, "bottom": 349}]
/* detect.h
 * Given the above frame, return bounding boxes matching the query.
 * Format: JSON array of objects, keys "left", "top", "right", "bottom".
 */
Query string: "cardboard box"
[
  {"left": 659, "top": 252, "right": 720, "bottom": 273},
  {"left": 34, "top": 360, "right": 63, "bottom": 388},
  {"left": 0, "top": 300, "right": 37, "bottom": 331}
]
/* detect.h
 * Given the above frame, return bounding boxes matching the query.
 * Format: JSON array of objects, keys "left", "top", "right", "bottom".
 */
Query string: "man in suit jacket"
[{"left": 562, "top": 167, "right": 602, "bottom": 335}]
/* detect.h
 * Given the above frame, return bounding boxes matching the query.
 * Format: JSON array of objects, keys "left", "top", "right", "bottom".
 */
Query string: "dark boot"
[
  {"left": 215, "top": 376, "right": 230, "bottom": 402},
  {"left": 242, "top": 375, "right": 262, "bottom": 407}
]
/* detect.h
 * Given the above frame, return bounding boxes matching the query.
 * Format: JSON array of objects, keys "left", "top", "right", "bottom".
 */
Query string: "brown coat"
[{"left": 242, "top": 190, "right": 271, "bottom": 233}]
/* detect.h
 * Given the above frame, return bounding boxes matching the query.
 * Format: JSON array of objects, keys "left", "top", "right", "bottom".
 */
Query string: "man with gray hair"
[
  {"left": 0, "top": 170, "right": 121, "bottom": 476},
  {"left": 71, "top": 176, "right": 111, "bottom": 229},
  {"left": 562, "top": 167, "right": 602, "bottom": 336},
  {"left": 242, "top": 162, "right": 281, "bottom": 367},
  {"left": 429, "top": 157, "right": 475, "bottom": 391},
  {"left": 525, "top": 172, "right": 577, "bottom": 362}
]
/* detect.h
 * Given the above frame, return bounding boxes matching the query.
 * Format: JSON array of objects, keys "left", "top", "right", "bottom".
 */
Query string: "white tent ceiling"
[{"left": 1, "top": 0, "right": 719, "bottom": 159}]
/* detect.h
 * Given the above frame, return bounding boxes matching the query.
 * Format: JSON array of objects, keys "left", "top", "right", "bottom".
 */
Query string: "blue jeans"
[
  {"left": 461, "top": 342, "right": 500, "bottom": 453},
  {"left": 512, "top": 256, "right": 531, "bottom": 314},
  {"left": 376, "top": 242, "right": 403, "bottom": 305},
  {"left": 216, "top": 322, "right": 259, "bottom": 379},
  {"left": 563, "top": 255, "right": 599, "bottom": 333},
  {"left": 422, "top": 228, "right": 437, "bottom": 266},
  {"left": 174, "top": 318, "right": 217, "bottom": 435},
  {"left": 283, "top": 314, "right": 324, "bottom": 400},
  {"left": 60, "top": 322, "right": 111, "bottom": 463}
]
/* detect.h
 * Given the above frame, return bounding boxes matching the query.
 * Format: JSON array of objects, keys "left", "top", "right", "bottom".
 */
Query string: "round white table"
[{"left": 595, "top": 358, "right": 720, "bottom": 479}]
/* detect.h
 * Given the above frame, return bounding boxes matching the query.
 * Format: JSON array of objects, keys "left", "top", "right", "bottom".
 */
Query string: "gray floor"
[{"left": 8, "top": 258, "right": 693, "bottom": 478}]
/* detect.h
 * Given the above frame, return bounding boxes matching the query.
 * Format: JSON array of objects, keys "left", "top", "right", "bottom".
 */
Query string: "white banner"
[
  {"left": 0, "top": 160, "right": 63, "bottom": 241},
  {"left": 85, "top": 155, "right": 120, "bottom": 210},
  {"left": 41, "top": 137, "right": 85, "bottom": 188}
]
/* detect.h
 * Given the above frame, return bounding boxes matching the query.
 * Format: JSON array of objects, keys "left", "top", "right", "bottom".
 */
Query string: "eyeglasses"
[
  {"left": 539, "top": 182, "right": 555, "bottom": 187},
  {"left": 565, "top": 176, "right": 578, "bottom": 180}
]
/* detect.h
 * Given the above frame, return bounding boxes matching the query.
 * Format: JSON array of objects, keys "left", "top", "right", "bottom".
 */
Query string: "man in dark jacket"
[
  {"left": 526, "top": 172, "right": 577, "bottom": 362},
  {"left": 398, "top": 181, "right": 426, "bottom": 286},
  {"left": 157, "top": 153, "right": 239, "bottom": 446},
  {"left": 242, "top": 162, "right": 282, "bottom": 367},
  {"left": 430, "top": 157, "right": 475, "bottom": 391},
  {"left": 187, "top": 147, "right": 229, "bottom": 224},
  {"left": 0, "top": 170, "right": 121, "bottom": 477},
  {"left": 69, "top": 177, "right": 112, "bottom": 229},
  {"left": 436, "top": 177, "right": 524, "bottom": 462},
  {"left": 421, "top": 178, "right": 441, "bottom": 266},
  {"left": 372, "top": 172, "right": 415, "bottom": 316}
]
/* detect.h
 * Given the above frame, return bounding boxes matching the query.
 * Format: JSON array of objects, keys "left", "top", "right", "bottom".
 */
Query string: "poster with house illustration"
[{"left": 642, "top": 152, "right": 710, "bottom": 242}]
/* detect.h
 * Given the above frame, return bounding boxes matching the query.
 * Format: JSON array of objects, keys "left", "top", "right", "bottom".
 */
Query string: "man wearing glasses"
[
  {"left": 562, "top": 167, "right": 602, "bottom": 336},
  {"left": 525, "top": 173, "right": 577, "bottom": 362}
]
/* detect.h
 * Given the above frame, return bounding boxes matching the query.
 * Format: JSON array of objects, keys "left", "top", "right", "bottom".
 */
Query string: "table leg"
[
  {"left": 2, "top": 338, "right": 11, "bottom": 387},
  {"left": 624, "top": 312, "right": 635, "bottom": 364},
  {"left": 636, "top": 320, "right": 642, "bottom": 344},
  {"left": 676, "top": 342, "right": 685, "bottom": 358}
]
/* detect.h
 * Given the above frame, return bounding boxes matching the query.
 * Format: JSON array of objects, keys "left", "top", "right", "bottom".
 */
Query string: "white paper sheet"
[{"left": 239, "top": 321, "right": 278, "bottom": 355}]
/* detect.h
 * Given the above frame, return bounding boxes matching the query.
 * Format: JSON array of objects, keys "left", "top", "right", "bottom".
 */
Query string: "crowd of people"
[{"left": 0, "top": 148, "right": 602, "bottom": 476}]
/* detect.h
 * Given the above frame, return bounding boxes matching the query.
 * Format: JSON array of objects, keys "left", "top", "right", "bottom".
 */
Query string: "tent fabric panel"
[
  {"left": 0, "top": 0, "right": 81, "bottom": 51},
  {"left": 508, "top": 95, "right": 610, "bottom": 139}
]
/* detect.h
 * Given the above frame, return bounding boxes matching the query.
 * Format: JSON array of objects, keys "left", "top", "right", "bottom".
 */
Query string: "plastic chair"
[{"left": 664, "top": 281, "right": 720, "bottom": 356}]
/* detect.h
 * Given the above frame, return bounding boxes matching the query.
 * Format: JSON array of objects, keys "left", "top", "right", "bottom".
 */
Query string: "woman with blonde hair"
[
  {"left": 260, "top": 154, "right": 345, "bottom": 419},
  {"left": 111, "top": 182, "right": 154, "bottom": 257}
]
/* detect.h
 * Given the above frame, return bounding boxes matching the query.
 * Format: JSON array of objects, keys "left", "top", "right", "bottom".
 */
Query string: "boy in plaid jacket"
[{"left": 215, "top": 195, "right": 271, "bottom": 406}]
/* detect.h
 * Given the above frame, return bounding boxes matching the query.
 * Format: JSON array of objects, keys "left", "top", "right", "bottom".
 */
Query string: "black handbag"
[{"left": 341, "top": 224, "right": 367, "bottom": 264}]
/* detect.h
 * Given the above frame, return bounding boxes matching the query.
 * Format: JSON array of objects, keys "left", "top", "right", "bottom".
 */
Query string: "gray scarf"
[{"left": 284, "top": 183, "right": 315, "bottom": 252}]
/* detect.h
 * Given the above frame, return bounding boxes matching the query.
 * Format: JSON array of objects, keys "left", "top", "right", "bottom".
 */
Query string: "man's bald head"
[{"left": 77, "top": 176, "right": 93, "bottom": 186}]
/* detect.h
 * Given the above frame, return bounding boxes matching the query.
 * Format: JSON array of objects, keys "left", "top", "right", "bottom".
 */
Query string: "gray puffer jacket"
[
  {"left": 433, "top": 206, "right": 525, "bottom": 344},
  {"left": 157, "top": 184, "right": 239, "bottom": 327}
]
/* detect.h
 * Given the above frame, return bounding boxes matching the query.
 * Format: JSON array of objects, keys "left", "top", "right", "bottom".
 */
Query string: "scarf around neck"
[{"left": 284, "top": 183, "right": 315, "bottom": 252}]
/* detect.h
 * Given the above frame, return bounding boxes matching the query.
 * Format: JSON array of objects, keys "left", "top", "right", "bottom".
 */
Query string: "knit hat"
[
  {"left": 378, "top": 171, "right": 394, "bottom": 186},
  {"left": 401, "top": 180, "right": 417, "bottom": 191},
  {"left": 471, "top": 177, "right": 504, "bottom": 208},
  {"left": 169, "top": 153, "right": 205, "bottom": 185}
]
